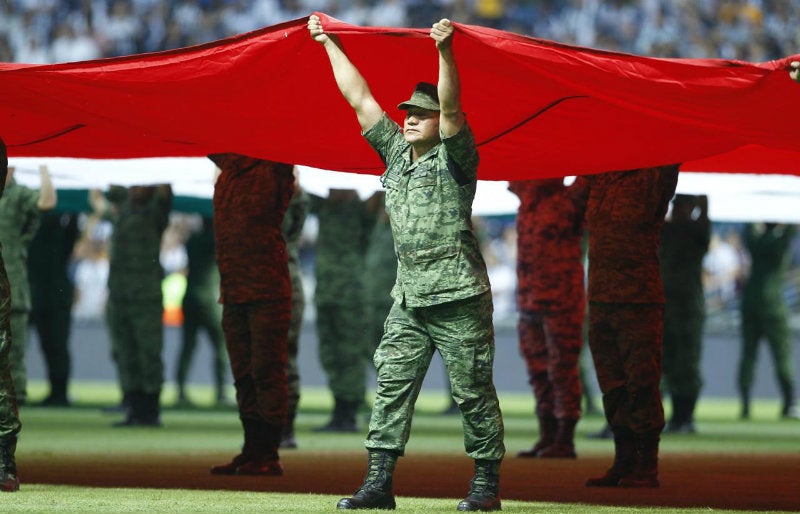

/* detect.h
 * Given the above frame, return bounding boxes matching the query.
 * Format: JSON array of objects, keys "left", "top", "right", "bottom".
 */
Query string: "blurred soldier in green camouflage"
[
  {"left": 510, "top": 178, "right": 587, "bottom": 459},
  {"left": 310, "top": 188, "right": 375, "bottom": 433},
  {"left": 739, "top": 222, "right": 799, "bottom": 420},
  {"left": 175, "top": 215, "right": 229, "bottom": 407},
  {"left": 310, "top": 16, "right": 504, "bottom": 512},
  {"left": 660, "top": 194, "right": 710, "bottom": 433},
  {"left": 363, "top": 192, "right": 395, "bottom": 358},
  {"left": 581, "top": 165, "right": 678, "bottom": 489},
  {"left": 0, "top": 135, "right": 21, "bottom": 492},
  {"left": 91, "top": 183, "right": 172, "bottom": 427},
  {"left": 0, "top": 161, "right": 56, "bottom": 406},
  {"left": 281, "top": 174, "right": 310, "bottom": 448}
]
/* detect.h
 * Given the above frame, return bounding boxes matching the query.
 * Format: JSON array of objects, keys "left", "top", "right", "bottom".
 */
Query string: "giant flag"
[{"left": 1, "top": 13, "right": 799, "bottom": 179}]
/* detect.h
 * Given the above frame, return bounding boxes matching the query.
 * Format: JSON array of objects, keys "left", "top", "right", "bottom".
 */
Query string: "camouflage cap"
[{"left": 397, "top": 82, "right": 440, "bottom": 111}]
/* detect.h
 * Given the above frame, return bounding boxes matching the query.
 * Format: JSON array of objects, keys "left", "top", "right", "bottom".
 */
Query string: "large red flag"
[{"left": 1, "top": 14, "right": 799, "bottom": 179}]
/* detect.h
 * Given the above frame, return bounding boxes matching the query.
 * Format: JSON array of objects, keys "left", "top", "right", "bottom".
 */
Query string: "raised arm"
[
  {"left": 431, "top": 19, "right": 465, "bottom": 138},
  {"left": 308, "top": 15, "right": 383, "bottom": 132},
  {"left": 36, "top": 164, "right": 57, "bottom": 211}
]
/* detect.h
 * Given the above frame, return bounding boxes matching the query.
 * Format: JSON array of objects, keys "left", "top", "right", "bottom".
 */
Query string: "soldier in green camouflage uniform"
[
  {"left": 0, "top": 163, "right": 56, "bottom": 405},
  {"left": 310, "top": 188, "right": 375, "bottom": 432},
  {"left": 281, "top": 180, "right": 310, "bottom": 448},
  {"left": 0, "top": 135, "right": 21, "bottom": 492},
  {"left": 93, "top": 184, "right": 172, "bottom": 426},
  {"left": 581, "top": 165, "right": 679, "bottom": 489},
  {"left": 739, "top": 222, "right": 799, "bottom": 420},
  {"left": 175, "top": 215, "right": 229, "bottom": 406},
  {"left": 659, "top": 194, "right": 710, "bottom": 433},
  {"left": 310, "top": 16, "right": 504, "bottom": 512}
]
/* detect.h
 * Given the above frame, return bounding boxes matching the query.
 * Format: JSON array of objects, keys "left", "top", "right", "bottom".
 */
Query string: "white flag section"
[{"left": 8, "top": 157, "right": 800, "bottom": 222}]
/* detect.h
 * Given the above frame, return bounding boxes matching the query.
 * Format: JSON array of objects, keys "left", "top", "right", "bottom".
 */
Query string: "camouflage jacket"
[{"left": 0, "top": 180, "right": 40, "bottom": 310}]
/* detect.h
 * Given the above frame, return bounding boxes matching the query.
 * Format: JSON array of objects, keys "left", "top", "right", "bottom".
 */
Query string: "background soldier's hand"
[
  {"left": 790, "top": 61, "right": 800, "bottom": 83},
  {"left": 308, "top": 15, "right": 330, "bottom": 45},
  {"left": 431, "top": 19, "right": 454, "bottom": 49}
]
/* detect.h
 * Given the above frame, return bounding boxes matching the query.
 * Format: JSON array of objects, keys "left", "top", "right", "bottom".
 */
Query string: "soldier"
[
  {"left": 281, "top": 172, "right": 310, "bottom": 449},
  {"left": 28, "top": 210, "right": 80, "bottom": 407},
  {"left": 510, "top": 178, "right": 587, "bottom": 459},
  {"left": 309, "top": 16, "right": 505, "bottom": 512},
  {"left": 581, "top": 165, "right": 679, "bottom": 489},
  {"left": 0, "top": 163, "right": 56, "bottom": 405},
  {"left": 660, "top": 194, "right": 711, "bottom": 433},
  {"left": 310, "top": 188, "right": 375, "bottom": 433},
  {"left": 175, "top": 215, "right": 230, "bottom": 407},
  {"left": 91, "top": 183, "right": 173, "bottom": 426},
  {"left": 363, "top": 191, "right": 395, "bottom": 358},
  {"left": 209, "top": 153, "right": 293, "bottom": 476},
  {"left": 0, "top": 135, "right": 21, "bottom": 492},
  {"left": 739, "top": 223, "right": 799, "bottom": 420}
]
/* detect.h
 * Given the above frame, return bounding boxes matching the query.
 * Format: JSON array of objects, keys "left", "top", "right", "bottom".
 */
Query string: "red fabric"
[{"left": 1, "top": 14, "right": 799, "bottom": 178}]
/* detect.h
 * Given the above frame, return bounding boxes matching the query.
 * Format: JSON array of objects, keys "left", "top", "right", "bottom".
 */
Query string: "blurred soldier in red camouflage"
[
  {"left": 580, "top": 165, "right": 679, "bottom": 488},
  {"left": 209, "top": 153, "right": 294, "bottom": 477},
  {"left": 510, "top": 178, "right": 587, "bottom": 459}
]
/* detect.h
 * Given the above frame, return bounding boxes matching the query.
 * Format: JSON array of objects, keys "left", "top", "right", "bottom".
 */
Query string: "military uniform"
[
  {"left": 176, "top": 216, "right": 228, "bottom": 405},
  {"left": 363, "top": 197, "right": 396, "bottom": 355},
  {"left": 363, "top": 113, "right": 504, "bottom": 462},
  {"left": 310, "top": 189, "right": 375, "bottom": 430},
  {"left": 659, "top": 196, "right": 710, "bottom": 431},
  {"left": 510, "top": 179, "right": 586, "bottom": 458},
  {"left": 28, "top": 211, "right": 79, "bottom": 406},
  {"left": 0, "top": 178, "right": 42, "bottom": 404},
  {"left": 739, "top": 223, "right": 798, "bottom": 419},
  {"left": 106, "top": 184, "right": 172, "bottom": 425},
  {"left": 281, "top": 186, "right": 309, "bottom": 445},
  {"left": 583, "top": 165, "right": 678, "bottom": 488},
  {"left": 0, "top": 136, "right": 21, "bottom": 492},
  {"left": 211, "top": 154, "right": 293, "bottom": 476}
]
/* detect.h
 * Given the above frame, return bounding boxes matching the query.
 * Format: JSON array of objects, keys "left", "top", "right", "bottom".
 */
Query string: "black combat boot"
[
  {"left": 779, "top": 379, "right": 799, "bottom": 420},
  {"left": 0, "top": 436, "right": 19, "bottom": 492},
  {"left": 618, "top": 432, "right": 660, "bottom": 488},
  {"left": 337, "top": 450, "right": 398, "bottom": 510},
  {"left": 314, "top": 398, "right": 344, "bottom": 432},
  {"left": 280, "top": 409, "right": 298, "bottom": 449},
  {"left": 211, "top": 418, "right": 260, "bottom": 475},
  {"left": 666, "top": 395, "right": 697, "bottom": 433},
  {"left": 457, "top": 459, "right": 501, "bottom": 512},
  {"left": 586, "top": 429, "right": 635, "bottom": 487},
  {"left": 516, "top": 414, "right": 556, "bottom": 458},
  {"left": 537, "top": 418, "right": 577, "bottom": 458}
]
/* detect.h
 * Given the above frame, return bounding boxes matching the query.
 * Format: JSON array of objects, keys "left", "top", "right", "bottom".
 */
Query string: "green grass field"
[{"left": 3, "top": 380, "right": 798, "bottom": 513}]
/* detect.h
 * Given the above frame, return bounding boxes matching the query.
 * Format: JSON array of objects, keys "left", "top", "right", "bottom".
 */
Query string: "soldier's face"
[{"left": 403, "top": 108, "right": 440, "bottom": 146}]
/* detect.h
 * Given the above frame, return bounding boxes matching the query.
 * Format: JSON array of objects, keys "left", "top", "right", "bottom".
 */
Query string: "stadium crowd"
[{"left": 0, "top": 0, "right": 798, "bottom": 65}]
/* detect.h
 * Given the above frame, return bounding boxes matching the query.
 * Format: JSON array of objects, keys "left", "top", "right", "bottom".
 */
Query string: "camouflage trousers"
[
  {"left": 177, "top": 296, "right": 227, "bottom": 394},
  {"left": 316, "top": 302, "right": 370, "bottom": 403},
  {"left": 8, "top": 310, "right": 29, "bottom": 403},
  {"left": 286, "top": 272, "right": 305, "bottom": 420},
  {"left": 518, "top": 307, "right": 584, "bottom": 420},
  {"left": 663, "top": 301, "right": 705, "bottom": 399},
  {"left": 739, "top": 305, "right": 795, "bottom": 398},
  {"left": 588, "top": 302, "right": 665, "bottom": 435},
  {"left": 367, "top": 292, "right": 505, "bottom": 460},
  {"left": 106, "top": 297, "right": 164, "bottom": 395},
  {"left": 0, "top": 258, "right": 20, "bottom": 439},
  {"left": 223, "top": 299, "right": 290, "bottom": 426}
]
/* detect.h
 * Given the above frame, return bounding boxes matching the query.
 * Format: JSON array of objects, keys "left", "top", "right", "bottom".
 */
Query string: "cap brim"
[{"left": 397, "top": 101, "right": 440, "bottom": 111}]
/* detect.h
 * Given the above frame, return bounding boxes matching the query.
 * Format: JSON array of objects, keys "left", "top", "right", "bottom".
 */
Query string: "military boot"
[
  {"left": 0, "top": 436, "right": 19, "bottom": 492},
  {"left": 537, "top": 418, "right": 577, "bottom": 458},
  {"left": 280, "top": 409, "right": 298, "bottom": 449},
  {"left": 314, "top": 398, "right": 344, "bottom": 432},
  {"left": 516, "top": 414, "right": 556, "bottom": 458},
  {"left": 586, "top": 429, "right": 635, "bottom": 487},
  {"left": 211, "top": 418, "right": 260, "bottom": 475},
  {"left": 457, "top": 459, "right": 501, "bottom": 512},
  {"left": 337, "top": 450, "right": 398, "bottom": 510},
  {"left": 237, "top": 421, "right": 283, "bottom": 476},
  {"left": 780, "top": 379, "right": 800, "bottom": 420},
  {"left": 618, "top": 433, "right": 660, "bottom": 488}
]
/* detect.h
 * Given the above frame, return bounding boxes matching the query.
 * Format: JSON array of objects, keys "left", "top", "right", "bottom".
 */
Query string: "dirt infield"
[{"left": 21, "top": 451, "right": 799, "bottom": 511}]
